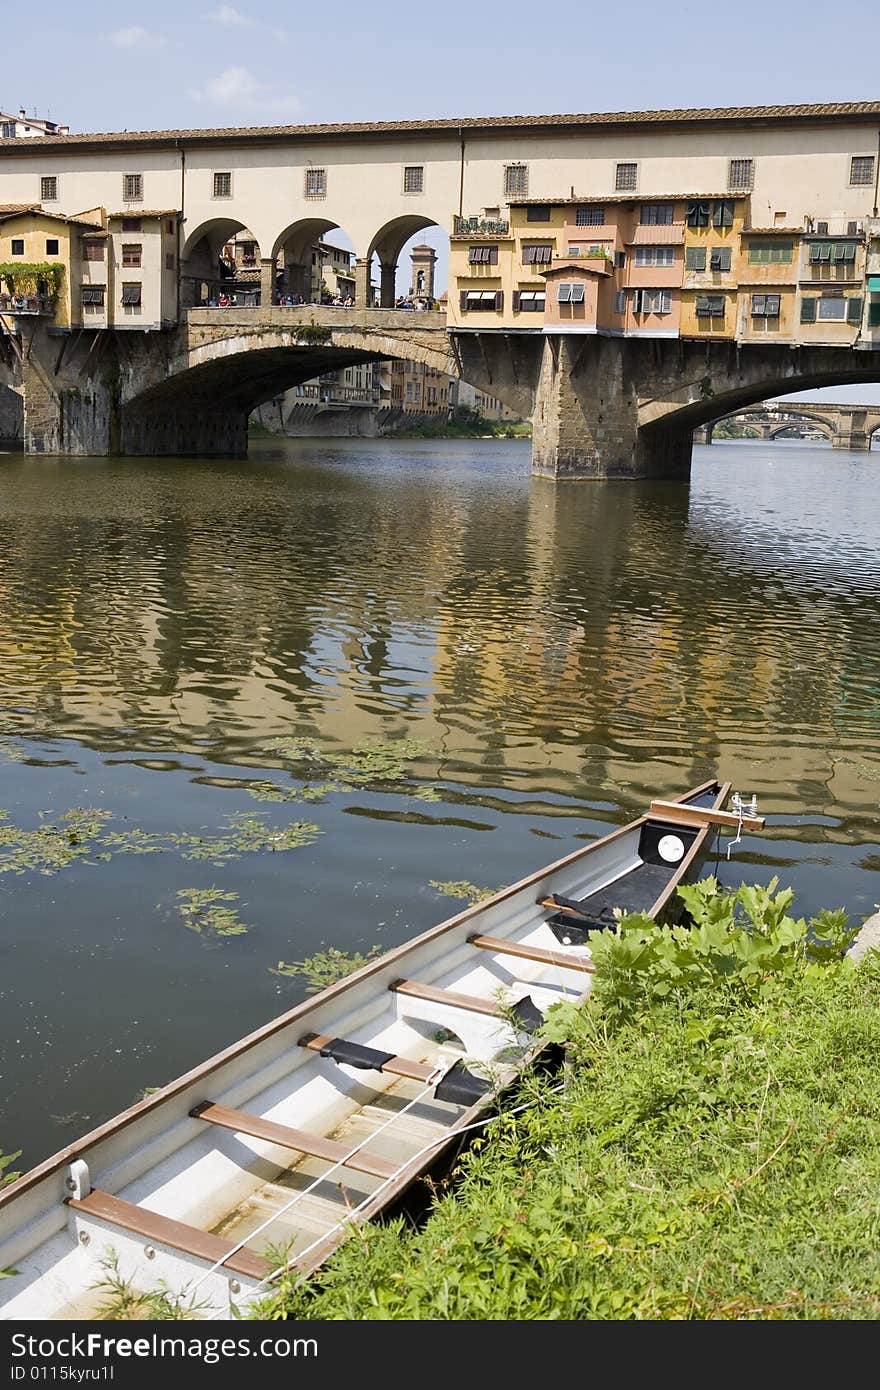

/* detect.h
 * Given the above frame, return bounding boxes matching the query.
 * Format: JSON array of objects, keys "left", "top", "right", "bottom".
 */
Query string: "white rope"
[{"left": 206, "top": 1082, "right": 567, "bottom": 1319}]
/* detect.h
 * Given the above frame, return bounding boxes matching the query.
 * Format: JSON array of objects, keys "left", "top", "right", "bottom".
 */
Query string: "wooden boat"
[{"left": 0, "top": 779, "right": 760, "bottom": 1320}]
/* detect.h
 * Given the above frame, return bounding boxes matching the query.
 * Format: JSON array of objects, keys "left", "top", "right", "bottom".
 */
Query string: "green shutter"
[
  {"left": 800, "top": 297, "right": 817, "bottom": 322},
  {"left": 868, "top": 302, "right": 880, "bottom": 327},
  {"left": 846, "top": 296, "right": 863, "bottom": 323}
]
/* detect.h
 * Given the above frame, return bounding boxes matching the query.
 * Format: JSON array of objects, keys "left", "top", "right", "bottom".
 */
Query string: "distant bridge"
[{"left": 694, "top": 402, "right": 880, "bottom": 450}]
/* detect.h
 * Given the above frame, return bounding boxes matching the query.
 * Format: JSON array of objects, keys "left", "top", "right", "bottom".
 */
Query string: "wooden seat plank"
[
  {"left": 67, "top": 1189, "right": 270, "bottom": 1280},
  {"left": 469, "top": 933, "right": 595, "bottom": 973},
  {"left": 191, "top": 1102, "right": 397, "bottom": 1180},
  {"left": 390, "top": 978, "right": 506, "bottom": 1016},
  {"left": 299, "top": 1033, "right": 435, "bottom": 1082},
  {"left": 648, "top": 799, "right": 764, "bottom": 831}
]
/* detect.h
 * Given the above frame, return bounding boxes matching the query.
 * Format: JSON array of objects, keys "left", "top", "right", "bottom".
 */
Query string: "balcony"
[{"left": 0, "top": 292, "right": 55, "bottom": 315}]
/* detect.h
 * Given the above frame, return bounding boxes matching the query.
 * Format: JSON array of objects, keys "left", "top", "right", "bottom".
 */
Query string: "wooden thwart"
[
  {"left": 391, "top": 978, "right": 507, "bottom": 1017},
  {"left": 649, "top": 800, "right": 765, "bottom": 832},
  {"left": 299, "top": 1033, "right": 436, "bottom": 1082},
  {"left": 190, "top": 1102, "right": 398, "bottom": 1180},
  {"left": 470, "top": 932, "right": 595, "bottom": 974},
  {"left": 67, "top": 1190, "right": 270, "bottom": 1280}
]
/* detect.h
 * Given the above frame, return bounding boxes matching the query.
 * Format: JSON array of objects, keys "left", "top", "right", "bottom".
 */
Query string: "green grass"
[{"left": 254, "top": 881, "right": 880, "bottom": 1321}]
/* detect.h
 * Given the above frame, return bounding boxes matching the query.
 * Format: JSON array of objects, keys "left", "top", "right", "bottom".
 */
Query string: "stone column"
[
  {"left": 693, "top": 425, "right": 711, "bottom": 445},
  {"left": 832, "top": 431, "right": 871, "bottom": 450},
  {"left": 530, "top": 336, "right": 692, "bottom": 482},
  {"left": 259, "top": 257, "right": 276, "bottom": 307},
  {"left": 379, "top": 262, "right": 397, "bottom": 308},
  {"left": 354, "top": 258, "right": 373, "bottom": 307}
]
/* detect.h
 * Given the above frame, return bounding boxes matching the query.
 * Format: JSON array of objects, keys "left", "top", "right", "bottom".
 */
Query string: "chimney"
[{"left": 18, "top": 108, "right": 25, "bottom": 119}]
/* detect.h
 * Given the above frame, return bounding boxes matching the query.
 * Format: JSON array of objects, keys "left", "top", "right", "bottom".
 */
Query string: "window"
[
  {"left": 213, "top": 171, "right": 232, "bottom": 198},
  {"left": 615, "top": 162, "right": 637, "bottom": 191},
  {"left": 121, "top": 284, "right": 142, "bottom": 306},
  {"left": 45, "top": 239, "right": 59, "bottom": 256},
  {"left": 713, "top": 199, "right": 735, "bottom": 228},
  {"left": 709, "top": 247, "right": 731, "bottom": 272},
  {"left": 640, "top": 203, "right": 674, "bottom": 226},
  {"left": 634, "top": 289, "right": 671, "bottom": 314},
  {"left": 728, "top": 158, "right": 754, "bottom": 190},
  {"left": 1, "top": 122, "right": 15, "bottom": 139},
  {"left": 10, "top": 239, "right": 24, "bottom": 256},
  {"left": 122, "top": 243, "right": 142, "bottom": 267},
  {"left": 613, "top": 250, "right": 626, "bottom": 268},
  {"left": 522, "top": 244, "right": 552, "bottom": 264},
  {"left": 165, "top": 252, "right": 175, "bottom": 270},
  {"left": 751, "top": 293, "right": 781, "bottom": 317},
  {"left": 305, "top": 168, "right": 326, "bottom": 197},
  {"left": 685, "top": 246, "right": 707, "bottom": 271},
  {"left": 576, "top": 206, "right": 605, "bottom": 226},
  {"left": 695, "top": 295, "right": 725, "bottom": 317},
  {"left": 461, "top": 290, "right": 503, "bottom": 310},
  {"left": 748, "top": 241, "right": 793, "bottom": 264},
  {"left": 81, "top": 285, "right": 105, "bottom": 305},
  {"left": 515, "top": 290, "right": 545, "bottom": 312},
  {"left": 809, "top": 241, "right": 856, "bottom": 264},
  {"left": 851, "top": 155, "right": 875, "bottom": 186},
  {"left": 82, "top": 239, "right": 105, "bottom": 261},
  {"left": 504, "top": 164, "right": 528, "bottom": 198},
  {"left": 686, "top": 201, "right": 710, "bottom": 228},
  {"left": 614, "top": 289, "right": 626, "bottom": 314},
  {"left": 122, "top": 173, "right": 143, "bottom": 202},
  {"left": 868, "top": 301, "right": 880, "bottom": 328},
  {"left": 557, "top": 283, "right": 585, "bottom": 304},
  {"left": 40, "top": 175, "right": 57, "bottom": 202},
  {"left": 817, "top": 296, "right": 846, "bottom": 320},
  {"left": 121, "top": 217, "right": 141, "bottom": 233},
  {"left": 167, "top": 219, "right": 174, "bottom": 235},
  {"left": 468, "top": 245, "right": 499, "bottom": 264},
  {"left": 403, "top": 166, "right": 424, "bottom": 193},
  {"left": 800, "top": 297, "right": 817, "bottom": 322},
  {"left": 634, "top": 246, "right": 674, "bottom": 266},
  {"left": 526, "top": 205, "right": 551, "bottom": 222}
]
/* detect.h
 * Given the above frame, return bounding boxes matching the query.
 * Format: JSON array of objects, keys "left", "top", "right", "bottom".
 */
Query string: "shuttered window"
[
  {"left": 846, "top": 296, "right": 863, "bottom": 323},
  {"left": 614, "top": 289, "right": 626, "bottom": 314},
  {"left": 748, "top": 242, "right": 793, "bottom": 264},
  {"left": 468, "top": 245, "right": 499, "bottom": 264},
  {"left": 82, "top": 240, "right": 105, "bottom": 261},
  {"left": 122, "top": 244, "right": 141, "bottom": 267},
  {"left": 685, "top": 247, "right": 706, "bottom": 271},
  {"left": 809, "top": 242, "right": 856, "bottom": 263},
  {"left": 800, "top": 297, "right": 817, "bottom": 322},
  {"left": 557, "top": 283, "right": 585, "bottom": 304},
  {"left": 461, "top": 290, "right": 503, "bottom": 310},
  {"left": 713, "top": 199, "right": 735, "bottom": 228},
  {"left": 635, "top": 246, "right": 675, "bottom": 266},
  {"left": 522, "top": 244, "right": 552, "bottom": 264},
  {"left": 687, "top": 202, "right": 710, "bottom": 228},
  {"left": 751, "top": 294, "right": 781, "bottom": 316},
  {"left": 695, "top": 295, "right": 725, "bottom": 317},
  {"left": 121, "top": 284, "right": 142, "bottom": 306},
  {"left": 526, "top": 206, "right": 551, "bottom": 222},
  {"left": 709, "top": 247, "right": 731, "bottom": 272},
  {"left": 515, "top": 291, "right": 545, "bottom": 312},
  {"left": 81, "top": 285, "right": 105, "bottom": 304},
  {"left": 576, "top": 206, "right": 605, "bottom": 226},
  {"left": 868, "top": 301, "right": 880, "bottom": 327},
  {"left": 121, "top": 218, "right": 141, "bottom": 233}
]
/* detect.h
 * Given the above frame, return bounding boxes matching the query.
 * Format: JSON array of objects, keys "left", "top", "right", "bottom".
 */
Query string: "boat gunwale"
[{"left": 0, "top": 778, "right": 722, "bottom": 1214}]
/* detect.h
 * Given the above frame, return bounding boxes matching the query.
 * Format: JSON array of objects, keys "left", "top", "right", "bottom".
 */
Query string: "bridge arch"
[{"left": 181, "top": 217, "right": 262, "bottom": 307}]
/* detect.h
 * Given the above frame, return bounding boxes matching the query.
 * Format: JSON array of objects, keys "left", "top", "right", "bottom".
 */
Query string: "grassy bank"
[
  {"left": 254, "top": 879, "right": 880, "bottom": 1321},
  {"left": 385, "top": 419, "right": 531, "bottom": 441}
]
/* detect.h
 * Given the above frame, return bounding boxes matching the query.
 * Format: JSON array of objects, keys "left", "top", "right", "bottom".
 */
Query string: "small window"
[
  {"left": 40, "top": 175, "right": 58, "bottom": 202},
  {"left": 468, "top": 245, "right": 498, "bottom": 264},
  {"left": 165, "top": 252, "right": 175, "bottom": 270},
  {"left": 634, "top": 246, "right": 674, "bottom": 267},
  {"left": 713, "top": 199, "right": 735, "bottom": 228},
  {"left": 213, "top": 171, "right": 232, "bottom": 198},
  {"left": 751, "top": 293, "right": 781, "bottom": 317},
  {"left": 82, "top": 239, "right": 105, "bottom": 261},
  {"left": 45, "top": 238, "right": 59, "bottom": 256},
  {"left": 462, "top": 290, "right": 503, "bottom": 310},
  {"left": 613, "top": 250, "right": 626, "bottom": 268},
  {"left": 81, "top": 285, "right": 105, "bottom": 305},
  {"left": 121, "top": 217, "right": 141, "bottom": 233},
  {"left": 121, "top": 283, "right": 142, "bottom": 306},
  {"left": 515, "top": 290, "right": 545, "bottom": 312},
  {"left": 526, "top": 205, "right": 551, "bottom": 222},
  {"left": 122, "top": 243, "right": 142, "bottom": 267},
  {"left": 504, "top": 164, "right": 528, "bottom": 198},
  {"left": 685, "top": 246, "right": 707, "bottom": 271},
  {"left": 850, "top": 155, "right": 875, "bottom": 186},
  {"left": 615, "top": 162, "right": 637, "bottom": 191},
  {"left": 695, "top": 295, "right": 725, "bottom": 318},
  {"left": 1, "top": 122, "right": 15, "bottom": 139},
  {"left": 403, "top": 165, "right": 424, "bottom": 194},
  {"left": 709, "top": 247, "right": 731, "bottom": 272},
  {"left": 557, "top": 283, "right": 572, "bottom": 303},
  {"left": 817, "top": 296, "right": 846, "bottom": 320},
  {"left": 613, "top": 289, "right": 626, "bottom": 314},
  {"left": 305, "top": 168, "right": 326, "bottom": 198},
  {"left": 122, "top": 173, "right": 143, "bottom": 202},
  {"left": 686, "top": 201, "right": 710, "bottom": 228},
  {"left": 576, "top": 206, "right": 605, "bottom": 226},
  {"left": 522, "top": 244, "right": 552, "bottom": 264},
  {"left": 640, "top": 203, "right": 674, "bottom": 226},
  {"left": 10, "top": 239, "right": 24, "bottom": 256},
  {"left": 728, "top": 159, "right": 753, "bottom": 191},
  {"left": 800, "top": 297, "right": 817, "bottom": 323}
]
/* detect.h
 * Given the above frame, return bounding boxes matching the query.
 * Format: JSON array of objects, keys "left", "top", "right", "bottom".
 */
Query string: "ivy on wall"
[{"left": 0, "top": 262, "right": 65, "bottom": 298}]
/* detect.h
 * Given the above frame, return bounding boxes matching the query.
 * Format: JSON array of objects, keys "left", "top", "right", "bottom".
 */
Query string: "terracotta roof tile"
[{"left": 1, "top": 101, "right": 879, "bottom": 150}]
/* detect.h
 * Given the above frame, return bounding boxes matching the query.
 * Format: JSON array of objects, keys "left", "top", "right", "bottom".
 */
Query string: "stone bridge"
[{"left": 694, "top": 401, "right": 880, "bottom": 450}]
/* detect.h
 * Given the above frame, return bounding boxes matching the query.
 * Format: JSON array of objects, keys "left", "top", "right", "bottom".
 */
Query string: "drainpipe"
[
  {"left": 458, "top": 127, "right": 465, "bottom": 218},
  {"left": 176, "top": 141, "right": 186, "bottom": 323},
  {"left": 873, "top": 129, "right": 880, "bottom": 218}
]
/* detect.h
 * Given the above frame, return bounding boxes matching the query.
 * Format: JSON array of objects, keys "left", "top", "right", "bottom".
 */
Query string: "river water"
[{"left": 1, "top": 435, "right": 878, "bottom": 1167}]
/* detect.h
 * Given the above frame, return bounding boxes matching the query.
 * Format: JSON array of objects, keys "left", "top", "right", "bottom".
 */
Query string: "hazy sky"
[{"left": 4, "top": 0, "right": 880, "bottom": 403}]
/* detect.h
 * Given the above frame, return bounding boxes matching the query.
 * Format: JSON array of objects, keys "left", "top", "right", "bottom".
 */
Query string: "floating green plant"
[
  {"left": 246, "top": 779, "right": 340, "bottom": 804},
  {"left": 271, "top": 946, "right": 384, "bottom": 993},
  {"left": 413, "top": 786, "right": 442, "bottom": 802},
  {"left": 268, "top": 736, "right": 431, "bottom": 790},
  {"left": 176, "top": 888, "right": 249, "bottom": 938},
  {"left": 0, "top": 1149, "right": 21, "bottom": 1190},
  {"left": 0, "top": 807, "right": 113, "bottom": 875},
  {"left": 429, "top": 879, "right": 498, "bottom": 905}
]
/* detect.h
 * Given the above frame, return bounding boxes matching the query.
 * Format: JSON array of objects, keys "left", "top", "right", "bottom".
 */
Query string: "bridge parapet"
[{"left": 184, "top": 305, "right": 449, "bottom": 335}]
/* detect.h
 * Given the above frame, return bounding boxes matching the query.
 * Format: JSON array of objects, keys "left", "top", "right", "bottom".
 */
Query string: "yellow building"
[
  {"left": 736, "top": 227, "right": 801, "bottom": 341},
  {"left": 0, "top": 204, "right": 103, "bottom": 327},
  {"left": 679, "top": 195, "right": 748, "bottom": 339}
]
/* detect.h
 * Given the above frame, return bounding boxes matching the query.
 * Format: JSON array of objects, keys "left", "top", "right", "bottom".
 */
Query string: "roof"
[
  {"left": 540, "top": 258, "right": 610, "bottom": 277},
  {"left": 511, "top": 192, "right": 739, "bottom": 206},
  {"left": 107, "top": 210, "right": 179, "bottom": 219},
  {"left": 744, "top": 226, "right": 804, "bottom": 234},
  {"left": 0, "top": 204, "right": 105, "bottom": 228},
  {"left": 0, "top": 101, "right": 878, "bottom": 152}
]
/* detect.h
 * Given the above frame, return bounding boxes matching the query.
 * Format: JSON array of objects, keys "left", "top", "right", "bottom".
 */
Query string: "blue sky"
[{"left": 4, "top": 0, "right": 880, "bottom": 402}]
